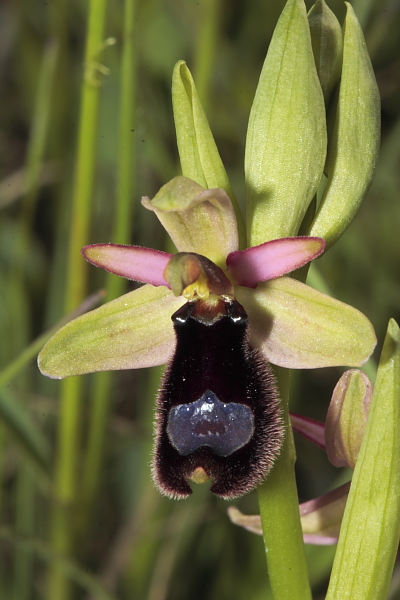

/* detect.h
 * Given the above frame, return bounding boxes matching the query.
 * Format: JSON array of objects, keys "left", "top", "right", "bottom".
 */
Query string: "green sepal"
[
  {"left": 308, "top": 2, "right": 380, "bottom": 249},
  {"left": 142, "top": 176, "right": 239, "bottom": 268},
  {"left": 172, "top": 60, "right": 246, "bottom": 248},
  {"left": 38, "top": 285, "right": 185, "bottom": 378},
  {"left": 245, "top": 0, "right": 326, "bottom": 246},
  {"left": 326, "top": 319, "right": 400, "bottom": 600},
  {"left": 308, "top": 0, "right": 343, "bottom": 105},
  {"left": 235, "top": 276, "right": 376, "bottom": 369}
]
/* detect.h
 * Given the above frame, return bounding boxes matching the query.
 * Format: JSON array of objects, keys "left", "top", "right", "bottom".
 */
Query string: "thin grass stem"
[
  {"left": 48, "top": 0, "right": 109, "bottom": 597},
  {"left": 78, "top": 0, "right": 138, "bottom": 533}
]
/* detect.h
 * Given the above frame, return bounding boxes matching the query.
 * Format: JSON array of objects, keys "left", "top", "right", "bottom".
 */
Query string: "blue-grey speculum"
[{"left": 166, "top": 390, "right": 255, "bottom": 457}]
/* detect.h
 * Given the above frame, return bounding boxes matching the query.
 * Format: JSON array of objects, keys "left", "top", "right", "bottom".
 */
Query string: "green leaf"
[
  {"left": 142, "top": 176, "right": 239, "bottom": 268},
  {"left": 38, "top": 285, "right": 184, "bottom": 379},
  {"left": 326, "top": 319, "right": 400, "bottom": 600},
  {"left": 172, "top": 61, "right": 246, "bottom": 248},
  {"left": 235, "top": 276, "right": 376, "bottom": 368},
  {"left": 308, "top": 0, "right": 343, "bottom": 105},
  {"left": 308, "top": 2, "right": 380, "bottom": 248},
  {"left": 245, "top": 0, "right": 326, "bottom": 246}
]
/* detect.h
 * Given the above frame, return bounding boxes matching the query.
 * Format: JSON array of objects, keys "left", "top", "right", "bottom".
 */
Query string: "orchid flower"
[
  {"left": 38, "top": 175, "right": 376, "bottom": 499},
  {"left": 38, "top": 176, "right": 375, "bottom": 383}
]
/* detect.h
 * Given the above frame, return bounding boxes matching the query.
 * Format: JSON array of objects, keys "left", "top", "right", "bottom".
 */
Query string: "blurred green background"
[{"left": 0, "top": 0, "right": 399, "bottom": 598}]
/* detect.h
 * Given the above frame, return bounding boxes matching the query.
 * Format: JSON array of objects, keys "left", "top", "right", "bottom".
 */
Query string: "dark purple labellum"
[{"left": 152, "top": 296, "right": 284, "bottom": 500}]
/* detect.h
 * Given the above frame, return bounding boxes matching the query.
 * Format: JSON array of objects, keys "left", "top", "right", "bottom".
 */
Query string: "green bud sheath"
[{"left": 245, "top": 0, "right": 326, "bottom": 246}]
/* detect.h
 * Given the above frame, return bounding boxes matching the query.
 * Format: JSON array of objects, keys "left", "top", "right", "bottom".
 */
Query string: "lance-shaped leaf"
[
  {"left": 308, "top": 0, "right": 343, "bottom": 105},
  {"left": 38, "top": 286, "right": 185, "bottom": 379},
  {"left": 326, "top": 319, "right": 400, "bottom": 600},
  {"left": 308, "top": 3, "right": 380, "bottom": 249},
  {"left": 228, "top": 482, "right": 350, "bottom": 544},
  {"left": 141, "top": 176, "right": 239, "bottom": 268},
  {"left": 172, "top": 61, "right": 246, "bottom": 248},
  {"left": 235, "top": 277, "right": 376, "bottom": 369},
  {"left": 245, "top": 0, "right": 326, "bottom": 246},
  {"left": 325, "top": 369, "right": 372, "bottom": 469}
]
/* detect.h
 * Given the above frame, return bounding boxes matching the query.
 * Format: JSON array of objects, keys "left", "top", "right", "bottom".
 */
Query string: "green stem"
[
  {"left": 13, "top": 465, "right": 34, "bottom": 600},
  {"left": 12, "top": 41, "right": 58, "bottom": 276},
  {"left": 257, "top": 367, "right": 311, "bottom": 600},
  {"left": 48, "top": 0, "right": 109, "bottom": 597},
  {"left": 79, "top": 0, "right": 137, "bottom": 532}
]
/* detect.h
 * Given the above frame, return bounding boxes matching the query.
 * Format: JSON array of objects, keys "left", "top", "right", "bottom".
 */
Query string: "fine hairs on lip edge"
[{"left": 152, "top": 298, "right": 284, "bottom": 500}]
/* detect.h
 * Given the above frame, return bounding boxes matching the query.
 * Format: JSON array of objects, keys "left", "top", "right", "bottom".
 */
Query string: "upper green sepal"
[
  {"left": 245, "top": 0, "right": 326, "bottom": 246},
  {"left": 326, "top": 319, "right": 400, "bottom": 600},
  {"left": 141, "top": 176, "right": 239, "bottom": 268}
]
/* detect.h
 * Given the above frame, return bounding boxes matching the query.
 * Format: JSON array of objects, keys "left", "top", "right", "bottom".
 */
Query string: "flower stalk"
[{"left": 257, "top": 367, "right": 312, "bottom": 600}]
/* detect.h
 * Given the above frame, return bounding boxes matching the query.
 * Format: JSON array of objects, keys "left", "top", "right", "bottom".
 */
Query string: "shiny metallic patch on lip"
[{"left": 167, "top": 390, "right": 255, "bottom": 457}]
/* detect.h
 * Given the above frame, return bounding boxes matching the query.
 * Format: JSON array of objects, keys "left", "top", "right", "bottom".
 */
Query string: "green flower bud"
[
  {"left": 325, "top": 369, "right": 372, "bottom": 469},
  {"left": 308, "top": 2, "right": 380, "bottom": 249},
  {"left": 308, "top": 0, "right": 343, "bottom": 105},
  {"left": 172, "top": 61, "right": 246, "bottom": 248}
]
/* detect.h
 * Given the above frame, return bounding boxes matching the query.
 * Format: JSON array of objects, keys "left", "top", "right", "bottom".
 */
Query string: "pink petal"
[
  {"left": 226, "top": 237, "right": 325, "bottom": 288},
  {"left": 290, "top": 413, "right": 326, "bottom": 449},
  {"left": 228, "top": 482, "right": 350, "bottom": 545},
  {"left": 299, "top": 482, "right": 350, "bottom": 516},
  {"left": 299, "top": 482, "right": 350, "bottom": 544},
  {"left": 82, "top": 244, "right": 173, "bottom": 287}
]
